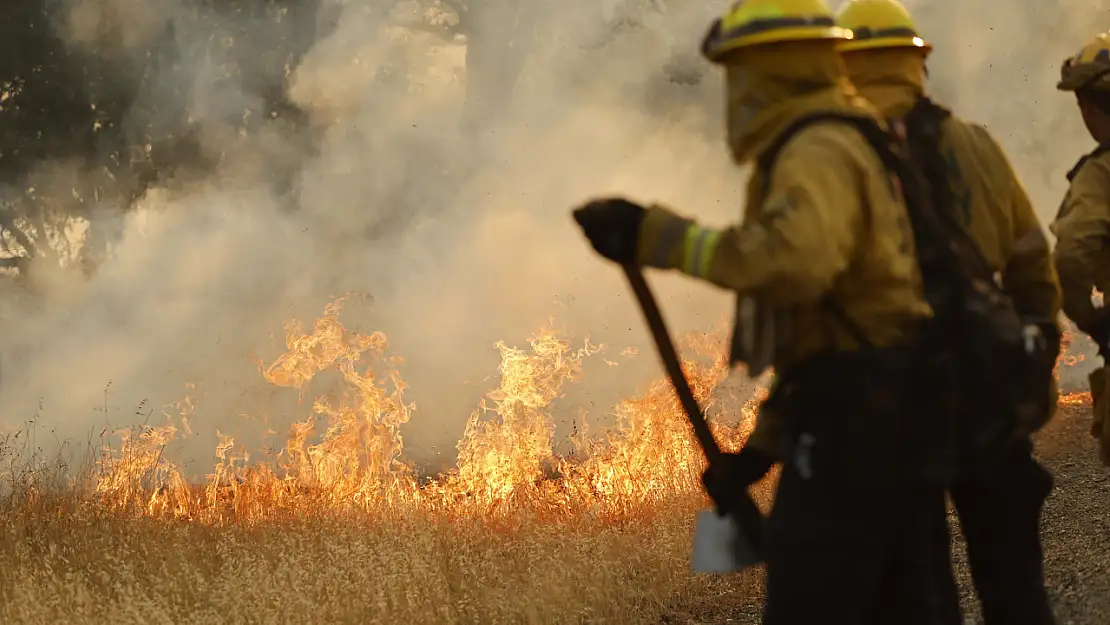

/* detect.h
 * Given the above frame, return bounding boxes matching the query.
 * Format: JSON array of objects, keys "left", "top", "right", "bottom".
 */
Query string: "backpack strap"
[
  {"left": 755, "top": 112, "right": 881, "bottom": 181},
  {"left": 753, "top": 112, "right": 902, "bottom": 352},
  {"left": 1066, "top": 142, "right": 1110, "bottom": 182},
  {"left": 753, "top": 107, "right": 1002, "bottom": 350},
  {"left": 901, "top": 99, "right": 1010, "bottom": 287},
  {"left": 900, "top": 97, "right": 952, "bottom": 199}
]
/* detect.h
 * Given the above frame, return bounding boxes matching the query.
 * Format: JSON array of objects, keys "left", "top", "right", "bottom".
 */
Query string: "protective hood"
[
  {"left": 841, "top": 48, "right": 927, "bottom": 119},
  {"left": 725, "top": 41, "right": 870, "bottom": 164}
]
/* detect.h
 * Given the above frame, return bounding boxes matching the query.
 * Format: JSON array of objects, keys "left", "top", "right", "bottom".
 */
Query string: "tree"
[
  {"left": 0, "top": 0, "right": 332, "bottom": 278},
  {"left": 0, "top": 0, "right": 702, "bottom": 277}
]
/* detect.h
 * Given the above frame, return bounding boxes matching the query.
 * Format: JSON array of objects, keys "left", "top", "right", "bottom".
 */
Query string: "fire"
[
  {"left": 1059, "top": 392, "right": 1092, "bottom": 406},
  {"left": 1057, "top": 325, "right": 1087, "bottom": 371},
  {"left": 92, "top": 296, "right": 759, "bottom": 524},
  {"left": 88, "top": 297, "right": 1094, "bottom": 523},
  {"left": 1057, "top": 324, "right": 1095, "bottom": 406}
]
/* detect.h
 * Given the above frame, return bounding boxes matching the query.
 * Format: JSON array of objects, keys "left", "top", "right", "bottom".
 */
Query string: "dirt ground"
[
  {"left": 677, "top": 403, "right": 1110, "bottom": 625},
  {"left": 1022, "top": 403, "right": 1110, "bottom": 625}
]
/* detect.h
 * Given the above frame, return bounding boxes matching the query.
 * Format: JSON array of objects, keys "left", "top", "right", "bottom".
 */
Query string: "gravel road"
[
  {"left": 1016, "top": 402, "right": 1110, "bottom": 625},
  {"left": 680, "top": 402, "right": 1110, "bottom": 625}
]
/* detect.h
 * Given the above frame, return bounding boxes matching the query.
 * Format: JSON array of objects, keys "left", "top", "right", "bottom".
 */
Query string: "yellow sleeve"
[
  {"left": 1050, "top": 158, "right": 1110, "bottom": 332},
  {"left": 636, "top": 133, "right": 861, "bottom": 303},
  {"left": 979, "top": 130, "right": 1061, "bottom": 320}
]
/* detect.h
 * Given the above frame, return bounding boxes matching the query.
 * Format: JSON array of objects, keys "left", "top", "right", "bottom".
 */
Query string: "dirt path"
[
  {"left": 680, "top": 403, "right": 1110, "bottom": 625},
  {"left": 1015, "top": 402, "right": 1110, "bottom": 625}
]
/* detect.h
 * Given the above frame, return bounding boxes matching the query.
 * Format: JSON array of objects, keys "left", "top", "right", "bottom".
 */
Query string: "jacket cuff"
[{"left": 636, "top": 205, "right": 693, "bottom": 269}]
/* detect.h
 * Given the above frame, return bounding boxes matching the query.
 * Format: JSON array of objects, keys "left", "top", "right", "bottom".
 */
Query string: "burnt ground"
[{"left": 671, "top": 403, "right": 1110, "bottom": 625}]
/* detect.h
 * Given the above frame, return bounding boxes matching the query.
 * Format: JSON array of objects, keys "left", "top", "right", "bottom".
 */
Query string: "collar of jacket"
[
  {"left": 843, "top": 50, "right": 927, "bottom": 120},
  {"left": 854, "top": 82, "right": 922, "bottom": 120},
  {"left": 734, "top": 81, "right": 879, "bottom": 165}
]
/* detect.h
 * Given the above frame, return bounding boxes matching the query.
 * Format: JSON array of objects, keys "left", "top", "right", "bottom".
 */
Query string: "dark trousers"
[
  {"left": 762, "top": 461, "right": 962, "bottom": 625},
  {"left": 951, "top": 438, "right": 1055, "bottom": 625}
]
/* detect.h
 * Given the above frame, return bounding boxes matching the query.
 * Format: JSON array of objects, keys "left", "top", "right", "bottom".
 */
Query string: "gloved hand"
[
  {"left": 700, "top": 447, "right": 776, "bottom": 515},
  {"left": 571, "top": 198, "right": 647, "bottom": 264}
]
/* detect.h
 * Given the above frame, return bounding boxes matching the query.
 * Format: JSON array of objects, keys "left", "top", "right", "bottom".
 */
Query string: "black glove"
[
  {"left": 700, "top": 447, "right": 775, "bottom": 515},
  {"left": 571, "top": 198, "right": 647, "bottom": 264}
]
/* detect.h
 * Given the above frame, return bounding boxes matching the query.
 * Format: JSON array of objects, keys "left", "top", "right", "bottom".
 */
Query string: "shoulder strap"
[
  {"left": 754, "top": 111, "right": 891, "bottom": 350},
  {"left": 1067, "top": 142, "right": 1110, "bottom": 182},
  {"left": 900, "top": 98, "right": 952, "bottom": 216},
  {"left": 900, "top": 98, "right": 952, "bottom": 209},
  {"left": 756, "top": 112, "right": 878, "bottom": 196},
  {"left": 903, "top": 100, "right": 1013, "bottom": 284},
  {"left": 903, "top": 97, "right": 952, "bottom": 134}
]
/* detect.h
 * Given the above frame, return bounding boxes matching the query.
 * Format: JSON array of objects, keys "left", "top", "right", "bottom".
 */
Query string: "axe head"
[{"left": 691, "top": 508, "right": 762, "bottom": 573}]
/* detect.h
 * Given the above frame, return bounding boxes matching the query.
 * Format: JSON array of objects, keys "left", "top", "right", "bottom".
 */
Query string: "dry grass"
[
  {"left": 0, "top": 481, "right": 767, "bottom": 624},
  {"left": 0, "top": 297, "right": 768, "bottom": 624}
]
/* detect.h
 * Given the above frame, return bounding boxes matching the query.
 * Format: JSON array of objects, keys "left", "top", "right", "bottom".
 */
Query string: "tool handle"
[
  {"left": 621, "top": 263, "right": 722, "bottom": 462},
  {"left": 621, "top": 263, "right": 765, "bottom": 558}
]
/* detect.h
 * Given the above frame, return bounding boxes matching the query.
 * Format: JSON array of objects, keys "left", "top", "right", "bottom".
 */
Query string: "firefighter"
[
  {"left": 1051, "top": 31, "right": 1110, "bottom": 466},
  {"left": 572, "top": 0, "right": 960, "bottom": 622},
  {"left": 835, "top": 2, "right": 1062, "bottom": 624}
]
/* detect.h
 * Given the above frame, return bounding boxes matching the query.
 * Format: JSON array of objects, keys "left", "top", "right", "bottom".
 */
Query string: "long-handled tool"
[{"left": 620, "top": 263, "right": 764, "bottom": 571}]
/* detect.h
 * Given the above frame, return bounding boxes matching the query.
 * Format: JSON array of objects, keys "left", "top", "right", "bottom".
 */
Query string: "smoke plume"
[{"left": 0, "top": 0, "right": 1103, "bottom": 472}]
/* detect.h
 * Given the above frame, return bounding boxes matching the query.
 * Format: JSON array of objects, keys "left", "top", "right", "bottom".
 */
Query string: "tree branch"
[
  {"left": 0, "top": 205, "right": 39, "bottom": 259},
  {"left": 31, "top": 209, "right": 61, "bottom": 266}
]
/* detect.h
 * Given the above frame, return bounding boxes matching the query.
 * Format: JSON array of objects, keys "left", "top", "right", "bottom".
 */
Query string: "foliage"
[
  {"left": 0, "top": 0, "right": 329, "bottom": 274},
  {"left": 0, "top": 0, "right": 691, "bottom": 276}
]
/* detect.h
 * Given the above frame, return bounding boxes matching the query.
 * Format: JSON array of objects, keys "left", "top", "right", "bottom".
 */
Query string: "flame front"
[
  {"left": 91, "top": 297, "right": 1091, "bottom": 524},
  {"left": 1058, "top": 324, "right": 1095, "bottom": 405},
  {"left": 92, "top": 296, "right": 761, "bottom": 524}
]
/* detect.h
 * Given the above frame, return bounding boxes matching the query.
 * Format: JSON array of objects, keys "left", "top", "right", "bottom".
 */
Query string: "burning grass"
[
  {"left": 0, "top": 297, "right": 1092, "bottom": 623},
  {"left": 0, "top": 295, "right": 770, "bottom": 624}
]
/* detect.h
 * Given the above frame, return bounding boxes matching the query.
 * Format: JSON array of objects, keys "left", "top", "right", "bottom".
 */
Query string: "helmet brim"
[
  {"left": 839, "top": 36, "right": 932, "bottom": 53},
  {"left": 705, "top": 26, "right": 852, "bottom": 63}
]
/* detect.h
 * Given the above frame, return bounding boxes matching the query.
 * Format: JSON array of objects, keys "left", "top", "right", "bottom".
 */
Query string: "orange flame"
[
  {"left": 1057, "top": 323, "right": 1094, "bottom": 406},
  {"left": 90, "top": 295, "right": 761, "bottom": 524},
  {"left": 90, "top": 296, "right": 1091, "bottom": 523}
]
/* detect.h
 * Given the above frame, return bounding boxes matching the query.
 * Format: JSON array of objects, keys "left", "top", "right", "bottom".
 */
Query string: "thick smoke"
[
  {"left": 0, "top": 0, "right": 742, "bottom": 473},
  {"left": 904, "top": 0, "right": 1110, "bottom": 217},
  {"left": 0, "top": 0, "right": 1103, "bottom": 473}
]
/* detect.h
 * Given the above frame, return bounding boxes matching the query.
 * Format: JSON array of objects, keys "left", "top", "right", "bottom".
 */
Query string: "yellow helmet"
[
  {"left": 701, "top": 0, "right": 850, "bottom": 63},
  {"left": 835, "top": 0, "right": 932, "bottom": 54},
  {"left": 1058, "top": 32, "right": 1110, "bottom": 92}
]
